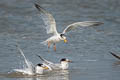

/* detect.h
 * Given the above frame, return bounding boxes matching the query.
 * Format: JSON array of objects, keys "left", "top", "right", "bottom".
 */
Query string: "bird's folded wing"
[
  {"left": 62, "top": 21, "right": 103, "bottom": 34},
  {"left": 34, "top": 3, "right": 58, "bottom": 35}
]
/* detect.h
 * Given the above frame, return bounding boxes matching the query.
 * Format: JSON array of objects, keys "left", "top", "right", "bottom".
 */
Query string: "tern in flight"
[{"left": 34, "top": 3, "right": 103, "bottom": 51}]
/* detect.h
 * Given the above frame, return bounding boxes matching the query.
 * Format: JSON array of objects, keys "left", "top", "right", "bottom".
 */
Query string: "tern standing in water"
[{"left": 34, "top": 4, "right": 103, "bottom": 51}]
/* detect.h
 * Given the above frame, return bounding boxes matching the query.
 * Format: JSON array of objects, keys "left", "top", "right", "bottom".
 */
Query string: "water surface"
[{"left": 0, "top": 0, "right": 120, "bottom": 80}]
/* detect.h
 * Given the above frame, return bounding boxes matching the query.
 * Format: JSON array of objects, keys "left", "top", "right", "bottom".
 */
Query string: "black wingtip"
[
  {"left": 109, "top": 51, "right": 120, "bottom": 60},
  {"left": 34, "top": 3, "right": 44, "bottom": 11},
  {"left": 94, "top": 22, "right": 104, "bottom": 26},
  {"left": 34, "top": 3, "right": 40, "bottom": 10},
  {"left": 36, "top": 54, "right": 41, "bottom": 58},
  {"left": 109, "top": 51, "right": 116, "bottom": 56},
  {"left": 15, "top": 43, "right": 19, "bottom": 48},
  {"left": 36, "top": 54, "right": 45, "bottom": 61},
  {"left": 34, "top": 3, "right": 39, "bottom": 8}
]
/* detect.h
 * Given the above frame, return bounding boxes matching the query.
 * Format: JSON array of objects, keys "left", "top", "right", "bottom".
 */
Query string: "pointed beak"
[
  {"left": 43, "top": 66, "right": 49, "bottom": 70},
  {"left": 64, "top": 39, "right": 67, "bottom": 43}
]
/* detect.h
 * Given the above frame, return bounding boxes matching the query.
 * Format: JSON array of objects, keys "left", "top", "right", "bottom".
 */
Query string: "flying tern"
[{"left": 34, "top": 3, "right": 103, "bottom": 51}]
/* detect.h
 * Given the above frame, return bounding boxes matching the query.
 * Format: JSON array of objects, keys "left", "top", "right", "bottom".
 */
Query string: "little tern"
[{"left": 34, "top": 3, "right": 103, "bottom": 51}]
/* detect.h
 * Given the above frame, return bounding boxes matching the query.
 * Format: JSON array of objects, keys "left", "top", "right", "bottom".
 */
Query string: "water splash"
[{"left": 13, "top": 45, "right": 34, "bottom": 75}]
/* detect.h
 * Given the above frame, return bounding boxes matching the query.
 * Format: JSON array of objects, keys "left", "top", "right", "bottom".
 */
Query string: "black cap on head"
[
  {"left": 60, "top": 58, "right": 66, "bottom": 62},
  {"left": 60, "top": 34, "right": 64, "bottom": 37},
  {"left": 37, "top": 63, "right": 43, "bottom": 66}
]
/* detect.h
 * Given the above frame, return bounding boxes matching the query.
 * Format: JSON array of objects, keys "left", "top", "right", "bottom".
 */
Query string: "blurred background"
[{"left": 0, "top": 0, "right": 120, "bottom": 80}]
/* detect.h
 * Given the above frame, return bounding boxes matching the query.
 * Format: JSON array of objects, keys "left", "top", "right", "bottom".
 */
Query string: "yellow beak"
[
  {"left": 64, "top": 39, "right": 67, "bottom": 43},
  {"left": 43, "top": 66, "right": 49, "bottom": 70}
]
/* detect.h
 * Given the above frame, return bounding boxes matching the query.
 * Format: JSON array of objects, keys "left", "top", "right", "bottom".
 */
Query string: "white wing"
[
  {"left": 16, "top": 45, "right": 34, "bottom": 68},
  {"left": 62, "top": 21, "right": 103, "bottom": 34},
  {"left": 35, "top": 4, "right": 58, "bottom": 35}
]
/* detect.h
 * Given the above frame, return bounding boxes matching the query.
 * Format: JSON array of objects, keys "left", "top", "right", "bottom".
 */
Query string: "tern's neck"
[{"left": 61, "top": 61, "right": 69, "bottom": 70}]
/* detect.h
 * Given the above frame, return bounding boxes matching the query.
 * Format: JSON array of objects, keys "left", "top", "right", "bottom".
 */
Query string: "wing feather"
[
  {"left": 62, "top": 21, "right": 103, "bottom": 34},
  {"left": 35, "top": 4, "right": 58, "bottom": 35},
  {"left": 110, "top": 52, "right": 120, "bottom": 60}
]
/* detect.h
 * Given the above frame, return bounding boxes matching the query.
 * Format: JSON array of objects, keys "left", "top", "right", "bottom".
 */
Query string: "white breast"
[
  {"left": 48, "top": 35, "right": 61, "bottom": 43},
  {"left": 61, "top": 62, "right": 69, "bottom": 70},
  {"left": 35, "top": 66, "right": 44, "bottom": 74}
]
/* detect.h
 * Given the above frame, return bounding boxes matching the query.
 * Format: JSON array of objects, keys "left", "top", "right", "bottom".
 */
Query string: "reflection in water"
[
  {"left": 16, "top": 78, "right": 36, "bottom": 80},
  {"left": 0, "top": 68, "right": 69, "bottom": 80},
  {"left": 35, "top": 70, "right": 69, "bottom": 80},
  {"left": 16, "top": 70, "right": 69, "bottom": 80},
  {"left": 113, "top": 61, "right": 120, "bottom": 66}
]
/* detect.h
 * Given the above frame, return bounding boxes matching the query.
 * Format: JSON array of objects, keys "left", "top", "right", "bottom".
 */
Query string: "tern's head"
[
  {"left": 60, "top": 34, "right": 67, "bottom": 43},
  {"left": 35, "top": 63, "right": 49, "bottom": 74},
  {"left": 60, "top": 58, "right": 71, "bottom": 63},
  {"left": 37, "top": 63, "right": 49, "bottom": 69},
  {"left": 60, "top": 58, "right": 72, "bottom": 70}
]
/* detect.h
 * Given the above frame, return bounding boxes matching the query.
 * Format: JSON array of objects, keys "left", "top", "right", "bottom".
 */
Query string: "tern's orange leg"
[
  {"left": 53, "top": 43, "right": 56, "bottom": 51},
  {"left": 47, "top": 41, "right": 51, "bottom": 48}
]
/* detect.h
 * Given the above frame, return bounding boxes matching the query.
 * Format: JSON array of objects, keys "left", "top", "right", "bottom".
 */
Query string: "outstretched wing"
[
  {"left": 16, "top": 44, "right": 34, "bottom": 69},
  {"left": 34, "top": 3, "right": 58, "bottom": 35},
  {"left": 110, "top": 52, "right": 120, "bottom": 60},
  {"left": 62, "top": 21, "right": 103, "bottom": 34}
]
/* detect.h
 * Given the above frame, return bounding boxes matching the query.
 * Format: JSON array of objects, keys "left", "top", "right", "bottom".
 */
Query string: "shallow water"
[{"left": 0, "top": 0, "right": 120, "bottom": 80}]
